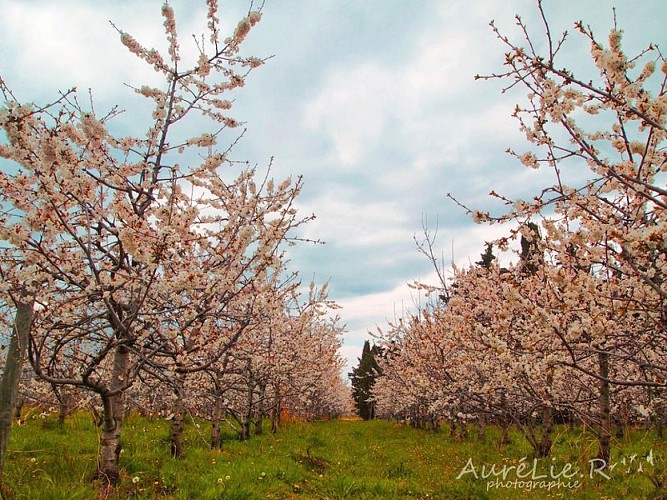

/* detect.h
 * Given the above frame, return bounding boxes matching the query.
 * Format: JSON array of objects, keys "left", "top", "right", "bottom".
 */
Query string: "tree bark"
[
  {"left": 0, "top": 298, "right": 33, "bottom": 483},
  {"left": 96, "top": 344, "right": 129, "bottom": 484}
]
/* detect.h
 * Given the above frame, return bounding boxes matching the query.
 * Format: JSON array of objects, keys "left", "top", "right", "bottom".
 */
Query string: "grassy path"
[{"left": 2, "top": 413, "right": 665, "bottom": 498}]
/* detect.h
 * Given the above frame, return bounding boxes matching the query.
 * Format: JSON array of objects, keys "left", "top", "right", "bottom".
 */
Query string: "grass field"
[{"left": 2, "top": 411, "right": 665, "bottom": 499}]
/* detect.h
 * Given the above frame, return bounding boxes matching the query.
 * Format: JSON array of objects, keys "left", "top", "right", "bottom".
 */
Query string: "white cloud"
[
  {"left": 302, "top": 63, "right": 391, "bottom": 166},
  {"left": 295, "top": 189, "right": 414, "bottom": 249},
  {"left": 0, "top": 1, "right": 238, "bottom": 104}
]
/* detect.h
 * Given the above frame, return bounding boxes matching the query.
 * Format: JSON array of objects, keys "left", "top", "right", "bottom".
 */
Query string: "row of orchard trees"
[
  {"left": 373, "top": 2, "right": 666, "bottom": 466},
  {"left": 0, "top": 1, "right": 350, "bottom": 485}
]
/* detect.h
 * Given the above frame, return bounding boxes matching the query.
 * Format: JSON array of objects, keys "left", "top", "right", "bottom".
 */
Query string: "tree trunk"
[
  {"left": 170, "top": 376, "right": 186, "bottom": 459},
  {"left": 170, "top": 411, "right": 184, "bottom": 459},
  {"left": 239, "top": 376, "right": 253, "bottom": 441},
  {"left": 58, "top": 402, "right": 68, "bottom": 426},
  {"left": 597, "top": 351, "right": 612, "bottom": 466},
  {"left": 211, "top": 397, "right": 224, "bottom": 450},
  {"left": 52, "top": 385, "right": 69, "bottom": 426},
  {"left": 0, "top": 298, "right": 33, "bottom": 483},
  {"left": 97, "top": 344, "right": 128, "bottom": 484}
]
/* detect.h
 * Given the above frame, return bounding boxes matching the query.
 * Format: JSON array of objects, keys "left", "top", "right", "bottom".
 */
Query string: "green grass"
[{"left": 2, "top": 412, "right": 666, "bottom": 499}]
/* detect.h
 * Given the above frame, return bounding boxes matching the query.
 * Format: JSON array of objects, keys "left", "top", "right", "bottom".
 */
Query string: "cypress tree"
[
  {"left": 476, "top": 243, "right": 496, "bottom": 269},
  {"left": 349, "top": 341, "right": 381, "bottom": 420}
]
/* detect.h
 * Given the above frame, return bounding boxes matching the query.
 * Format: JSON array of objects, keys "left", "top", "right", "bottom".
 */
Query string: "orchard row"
[
  {"left": 0, "top": 1, "right": 350, "bottom": 486},
  {"left": 372, "top": 2, "right": 666, "bottom": 467}
]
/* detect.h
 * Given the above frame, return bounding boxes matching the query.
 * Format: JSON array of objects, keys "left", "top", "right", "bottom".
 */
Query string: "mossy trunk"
[{"left": 0, "top": 298, "right": 33, "bottom": 483}]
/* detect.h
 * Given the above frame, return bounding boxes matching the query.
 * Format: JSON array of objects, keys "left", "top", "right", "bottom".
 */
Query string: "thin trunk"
[
  {"left": 657, "top": 414, "right": 665, "bottom": 439},
  {"left": 14, "top": 399, "right": 23, "bottom": 421},
  {"left": 52, "top": 385, "right": 69, "bottom": 426},
  {"left": 0, "top": 298, "right": 33, "bottom": 483},
  {"left": 271, "top": 398, "right": 281, "bottom": 434},
  {"left": 477, "top": 414, "right": 486, "bottom": 443},
  {"left": 597, "top": 351, "right": 612, "bottom": 466},
  {"left": 499, "top": 420, "right": 512, "bottom": 446},
  {"left": 97, "top": 345, "right": 128, "bottom": 484},
  {"left": 459, "top": 421, "right": 468, "bottom": 440},
  {"left": 254, "top": 383, "right": 265, "bottom": 436}
]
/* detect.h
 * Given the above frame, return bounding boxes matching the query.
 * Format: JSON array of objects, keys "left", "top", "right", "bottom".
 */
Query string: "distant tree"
[{"left": 350, "top": 340, "right": 381, "bottom": 420}]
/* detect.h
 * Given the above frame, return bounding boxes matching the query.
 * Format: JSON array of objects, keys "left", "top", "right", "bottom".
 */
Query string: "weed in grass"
[
  {"left": 386, "top": 461, "right": 411, "bottom": 479},
  {"left": 322, "top": 475, "right": 362, "bottom": 499}
]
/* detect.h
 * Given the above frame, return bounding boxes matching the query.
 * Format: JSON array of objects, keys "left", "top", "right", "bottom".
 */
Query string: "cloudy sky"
[{"left": 1, "top": 0, "right": 664, "bottom": 373}]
